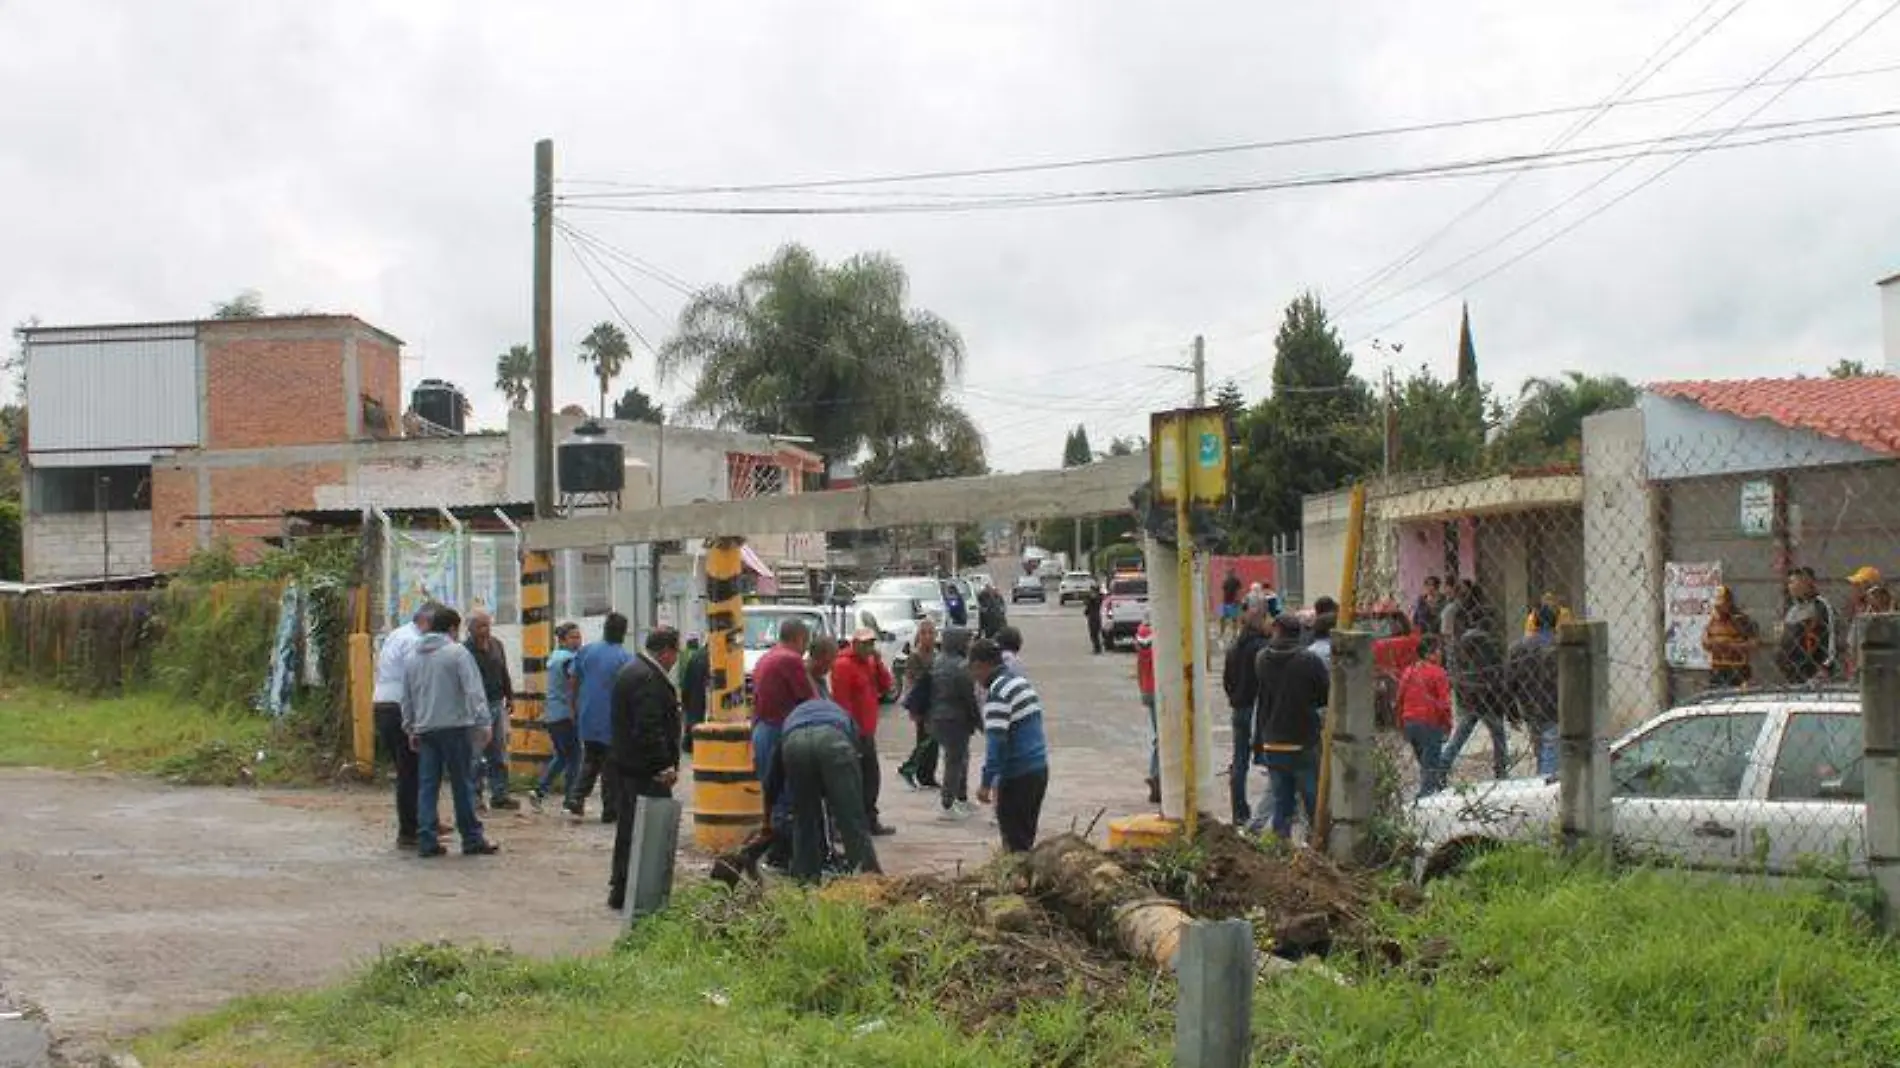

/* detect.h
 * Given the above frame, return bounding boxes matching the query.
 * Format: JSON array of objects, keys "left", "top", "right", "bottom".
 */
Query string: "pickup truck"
[{"left": 1102, "top": 574, "right": 1149, "bottom": 649}]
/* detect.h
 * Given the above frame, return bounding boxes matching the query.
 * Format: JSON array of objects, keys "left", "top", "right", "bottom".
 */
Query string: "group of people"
[
  {"left": 1704, "top": 565, "right": 1893, "bottom": 687},
  {"left": 1218, "top": 594, "right": 1339, "bottom": 838}
]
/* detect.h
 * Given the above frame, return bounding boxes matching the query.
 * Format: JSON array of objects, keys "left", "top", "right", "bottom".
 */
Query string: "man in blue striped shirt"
[{"left": 969, "top": 638, "right": 1050, "bottom": 853}]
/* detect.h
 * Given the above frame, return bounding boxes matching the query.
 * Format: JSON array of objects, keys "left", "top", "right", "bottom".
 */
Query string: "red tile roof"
[{"left": 1648, "top": 377, "right": 1900, "bottom": 455}]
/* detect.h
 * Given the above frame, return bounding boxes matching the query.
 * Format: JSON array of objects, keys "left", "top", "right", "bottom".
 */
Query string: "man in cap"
[
  {"left": 830, "top": 627, "right": 897, "bottom": 836},
  {"left": 1843, "top": 566, "right": 1883, "bottom": 676}
]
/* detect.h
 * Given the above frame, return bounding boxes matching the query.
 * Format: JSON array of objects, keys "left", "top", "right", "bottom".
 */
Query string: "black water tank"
[
  {"left": 558, "top": 421, "right": 626, "bottom": 494},
  {"left": 411, "top": 379, "right": 466, "bottom": 433}
]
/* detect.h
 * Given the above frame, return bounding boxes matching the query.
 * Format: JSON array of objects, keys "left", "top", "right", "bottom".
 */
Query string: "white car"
[
  {"left": 740, "top": 605, "right": 835, "bottom": 681},
  {"left": 847, "top": 594, "right": 926, "bottom": 700},
  {"left": 1411, "top": 691, "right": 1866, "bottom": 881},
  {"left": 1057, "top": 571, "right": 1096, "bottom": 605},
  {"left": 1102, "top": 574, "right": 1149, "bottom": 648},
  {"left": 866, "top": 576, "right": 948, "bottom": 622}
]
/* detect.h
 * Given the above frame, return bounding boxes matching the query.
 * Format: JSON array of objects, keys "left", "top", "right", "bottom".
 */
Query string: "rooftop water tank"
[
  {"left": 558, "top": 420, "right": 626, "bottom": 494},
  {"left": 411, "top": 379, "right": 466, "bottom": 433}
]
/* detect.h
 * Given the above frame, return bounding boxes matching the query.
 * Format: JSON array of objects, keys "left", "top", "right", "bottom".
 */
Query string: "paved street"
[{"left": 0, "top": 595, "right": 1163, "bottom": 1054}]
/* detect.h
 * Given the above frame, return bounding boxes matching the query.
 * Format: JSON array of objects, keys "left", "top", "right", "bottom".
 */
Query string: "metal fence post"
[
  {"left": 1558, "top": 621, "right": 1613, "bottom": 855},
  {"left": 1320, "top": 630, "right": 1376, "bottom": 863},
  {"left": 1174, "top": 918, "right": 1253, "bottom": 1068},
  {"left": 1859, "top": 614, "right": 1900, "bottom": 930}
]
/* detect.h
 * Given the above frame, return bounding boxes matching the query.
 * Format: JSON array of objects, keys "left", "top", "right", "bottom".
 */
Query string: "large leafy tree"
[
  {"left": 1490, "top": 371, "right": 1638, "bottom": 467},
  {"left": 1229, "top": 293, "right": 1378, "bottom": 548},
  {"left": 578, "top": 322, "right": 633, "bottom": 418},
  {"left": 656, "top": 244, "right": 966, "bottom": 476},
  {"left": 1390, "top": 365, "right": 1487, "bottom": 475},
  {"left": 612, "top": 385, "right": 666, "bottom": 425},
  {"left": 858, "top": 405, "right": 986, "bottom": 483},
  {"left": 494, "top": 344, "right": 533, "bottom": 411},
  {"left": 212, "top": 290, "right": 264, "bottom": 318}
]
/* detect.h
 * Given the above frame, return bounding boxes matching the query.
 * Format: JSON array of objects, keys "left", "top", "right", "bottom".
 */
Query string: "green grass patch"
[
  {"left": 137, "top": 848, "right": 1900, "bottom": 1067},
  {"left": 0, "top": 686, "right": 323, "bottom": 785}
]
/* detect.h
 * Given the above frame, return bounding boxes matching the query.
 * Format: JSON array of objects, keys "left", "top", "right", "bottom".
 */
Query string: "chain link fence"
[{"left": 1338, "top": 419, "right": 1899, "bottom": 880}]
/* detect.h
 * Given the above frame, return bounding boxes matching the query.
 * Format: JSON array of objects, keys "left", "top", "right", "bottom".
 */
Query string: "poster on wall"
[
  {"left": 1663, "top": 561, "right": 1723, "bottom": 670},
  {"left": 467, "top": 537, "right": 502, "bottom": 619},
  {"left": 390, "top": 530, "right": 460, "bottom": 624}
]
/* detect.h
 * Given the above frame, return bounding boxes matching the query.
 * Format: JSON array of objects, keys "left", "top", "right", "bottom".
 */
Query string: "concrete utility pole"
[
  {"left": 532, "top": 138, "right": 555, "bottom": 520},
  {"left": 1192, "top": 334, "right": 1206, "bottom": 407}
]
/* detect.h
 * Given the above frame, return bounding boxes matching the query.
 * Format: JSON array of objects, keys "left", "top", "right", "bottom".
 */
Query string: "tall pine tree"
[
  {"left": 1061, "top": 424, "right": 1094, "bottom": 468},
  {"left": 1454, "top": 302, "right": 1484, "bottom": 437}
]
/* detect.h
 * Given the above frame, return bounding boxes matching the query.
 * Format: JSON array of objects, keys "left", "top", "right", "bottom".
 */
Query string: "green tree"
[
  {"left": 1229, "top": 293, "right": 1378, "bottom": 548},
  {"left": 1454, "top": 302, "right": 1484, "bottom": 434},
  {"left": 578, "top": 322, "right": 634, "bottom": 419},
  {"left": 656, "top": 244, "right": 965, "bottom": 478},
  {"left": 1390, "top": 364, "right": 1486, "bottom": 475},
  {"left": 212, "top": 290, "right": 265, "bottom": 319},
  {"left": 1211, "top": 379, "right": 1245, "bottom": 419},
  {"left": 1830, "top": 359, "right": 1873, "bottom": 379},
  {"left": 494, "top": 344, "right": 534, "bottom": 411},
  {"left": 0, "top": 497, "right": 17, "bottom": 581},
  {"left": 1101, "top": 435, "right": 1142, "bottom": 458},
  {"left": 858, "top": 405, "right": 986, "bottom": 484},
  {"left": 1490, "top": 371, "right": 1639, "bottom": 467},
  {"left": 611, "top": 385, "right": 666, "bottom": 425},
  {"left": 1062, "top": 425, "right": 1094, "bottom": 468}
]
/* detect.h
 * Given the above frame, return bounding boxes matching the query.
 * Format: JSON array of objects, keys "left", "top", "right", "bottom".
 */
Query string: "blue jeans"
[
  {"left": 1229, "top": 706, "right": 1253, "bottom": 824},
  {"left": 1442, "top": 710, "right": 1508, "bottom": 780},
  {"left": 1535, "top": 722, "right": 1560, "bottom": 778},
  {"left": 417, "top": 727, "right": 485, "bottom": 854},
  {"left": 537, "top": 718, "right": 579, "bottom": 797},
  {"left": 1403, "top": 721, "right": 1448, "bottom": 799},
  {"left": 753, "top": 720, "right": 793, "bottom": 830},
  {"left": 1253, "top": 748, "right": 1318, "bottom": 839},
  {"left": 473, "top": 699, "right": 511, "bottom": 802},
  {"left": 1143, "top": 693, "right": 1159, "bottom": 781}
]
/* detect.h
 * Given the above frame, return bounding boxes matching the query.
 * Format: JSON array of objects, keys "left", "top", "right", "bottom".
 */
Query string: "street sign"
[{"left": 1150, "top": 407, "right": 1230, "bottom": 507}]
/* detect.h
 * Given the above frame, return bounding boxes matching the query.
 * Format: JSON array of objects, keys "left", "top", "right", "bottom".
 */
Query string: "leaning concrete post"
[
  {"left": 1859, "top": 614, "right": 1900, "bottom": 930},
  {"left": 1174, "top": 918, "right": 1253, "bottom": 1068},
  {"left": 1320, "top": 630, "right": 1376, "bottom": 863},
  {"left": 1557, "top": 621, "right": 1613, "bottom": 855},
  {"left": 625, "top": 795, "right": 683, "bottom": 924}
]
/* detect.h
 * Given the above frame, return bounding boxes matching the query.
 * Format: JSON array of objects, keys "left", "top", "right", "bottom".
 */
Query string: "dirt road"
[{"left": 0, "top": 600, "right": 1163, "bottom": 1056}]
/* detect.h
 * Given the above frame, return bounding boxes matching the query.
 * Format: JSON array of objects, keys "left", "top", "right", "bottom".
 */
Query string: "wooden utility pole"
[{"left": 532, "top": 139, "right": 555, "bottom": 520}]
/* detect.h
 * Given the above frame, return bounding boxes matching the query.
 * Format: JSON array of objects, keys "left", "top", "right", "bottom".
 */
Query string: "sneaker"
[
  {"left": 606, "top": 892, "right": 625, "bottom": 911},
  {"left": 491, "top": 796, "right": 522, "bottom": 812},
  {"left": 528, "top": 791, "right": 545, "bottom": 812},
  {"left": 417, "top": 845, "right": 446, "bottom": 858},
  {"left": 463, "top": 840, "right": 501, "bottom": 856},
  {"left": 562, "top": 799, "right": 584, "bottom": 820},
  {"left": 898, "top": 768, "right": 918, "bottom": 790},
  {"left": 396, "top": 833, "right": 418, "bottom": 850}
]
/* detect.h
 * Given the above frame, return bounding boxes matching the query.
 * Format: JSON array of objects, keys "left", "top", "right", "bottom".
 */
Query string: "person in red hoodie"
[
  {"left": 831, "top": 628, "right": 898, "bottom": 836},
  {"left": 1134, "top": 615, "right": 1160, "bottom": 804},
  {"left": 1397, "top": 634, "right": 1453, "bottom": 798}
]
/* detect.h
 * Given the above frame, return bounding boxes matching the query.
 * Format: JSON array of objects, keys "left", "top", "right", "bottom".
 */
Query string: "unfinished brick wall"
[
  {"left": 358, "top": 339, "right": 402, "bottom": 438},
  {"left": 149, "top": 465, "right": 198, "bottom": 571},
  {"left": 203, "top": 334, "right": 348, "bottom": 449}
]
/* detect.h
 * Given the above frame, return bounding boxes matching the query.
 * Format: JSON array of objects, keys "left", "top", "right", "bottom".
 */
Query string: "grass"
[
  {"left": 0, "top": 685, "right": 321, "bottom": 785},
  {"left": 138, "top": 847, "right": 1900, "bottom": 1067}
]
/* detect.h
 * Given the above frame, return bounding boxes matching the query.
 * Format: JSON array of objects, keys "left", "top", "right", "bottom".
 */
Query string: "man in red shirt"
[
  {"left": 831, "top": 628, "right": 897, "bottom": 836},
  {"left": 751, "top": 618, "right": 816, "bottom": 853},
  {"left": 1134, "top": 616, "right": 1159, "bottom": 804},
  {"left": 1397, "top": 634, "right": 1453, "bottom": 799}
]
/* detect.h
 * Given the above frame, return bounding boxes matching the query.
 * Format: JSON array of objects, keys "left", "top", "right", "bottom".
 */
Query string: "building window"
[{"left": 30, "top": 465, "right": 152, "bottom": 513}]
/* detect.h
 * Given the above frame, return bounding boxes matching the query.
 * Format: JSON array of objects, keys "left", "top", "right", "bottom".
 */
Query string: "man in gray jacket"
[
  {"left": 401, "top": 606, "right": 501, "bottom": 858},
  {"left": 928, "top": 627, "right": 981, "bottom": 821}
]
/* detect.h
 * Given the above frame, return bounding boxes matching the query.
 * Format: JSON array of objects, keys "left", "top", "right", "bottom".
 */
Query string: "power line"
[
  {"left": 1332, "top": 0, "right": 1749, "bottom": 315},
  {"left": 557, "top": 227, "right": 656, "bottom": 354},
  {"left": 553, "top": 110, "right": 1900, "bottom": 216},
  {"left": 1347, "top": 0, "right": 1900, "bottom": 345},
  {"left": 552, "top": 57, "right": 1900, "bottom": 199}
]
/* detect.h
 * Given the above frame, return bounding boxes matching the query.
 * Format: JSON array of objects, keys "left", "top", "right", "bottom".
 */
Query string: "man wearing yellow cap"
[{"left": 1844, "top": 566, "right": 1884, "bottom": 676}]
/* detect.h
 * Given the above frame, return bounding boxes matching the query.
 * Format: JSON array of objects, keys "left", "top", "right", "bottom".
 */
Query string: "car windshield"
[
  {"left": 852, "top": 598, "right": 918, "bottom": 628},
  {"left": 742, "top": 612, "right": 827, "bottom": 650},
  {"left": 1110, "top": 578, "right": 1148, "bottom": 597},
  {"left": 869, "top": 578, "right": 942, "bottom": 603}
]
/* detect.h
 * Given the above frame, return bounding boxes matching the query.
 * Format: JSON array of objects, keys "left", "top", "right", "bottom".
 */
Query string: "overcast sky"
[{"left": 3, "top": 1, "right": 1897, "bottom": 471}]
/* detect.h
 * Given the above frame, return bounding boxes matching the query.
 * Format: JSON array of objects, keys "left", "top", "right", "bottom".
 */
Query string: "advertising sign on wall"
[{"left": 1663, "top": 560, "right": 1723, "bottom": 670}]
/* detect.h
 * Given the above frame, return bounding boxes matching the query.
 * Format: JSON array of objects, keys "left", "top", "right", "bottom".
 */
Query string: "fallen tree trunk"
[{"left": 1025, "top": 834, "right": 1194, "bottom": 969}]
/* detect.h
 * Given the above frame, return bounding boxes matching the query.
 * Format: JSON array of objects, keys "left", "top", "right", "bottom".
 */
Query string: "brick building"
[{"left": 20, "top": 315, "right": 404, "bottom": 580}]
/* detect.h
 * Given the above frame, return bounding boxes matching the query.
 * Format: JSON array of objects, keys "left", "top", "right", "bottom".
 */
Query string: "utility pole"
[
  {"left": 1152, "top": 335, "right": 1207, "bottom": 407},
  {"left": 532, "top": 138, "right": 555, "bottom": 520}
]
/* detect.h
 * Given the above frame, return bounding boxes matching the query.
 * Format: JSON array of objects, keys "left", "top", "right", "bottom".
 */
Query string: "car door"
[
  {"left": 1743, "top": 710, "right": 1866, "bottom": 875},
  {"left": 1610, "top": 710, "right": 1771, "bottom": 871}
]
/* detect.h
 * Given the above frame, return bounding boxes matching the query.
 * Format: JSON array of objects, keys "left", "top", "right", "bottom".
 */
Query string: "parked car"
[
  {"left": 963, "top": 571, "right": 996, "bottom": 594},
  {"left": 867, "top": 576, "right": 948, "bottom": 622},
  {"left": 1410, "top": 689, "right": 1866, "bottom": 881},
  {"left": 1102, "top": 574, "right": 1149, "bottom": 648},
  {"left": 741, "top": 605, "right": 835, "bottom": 695},
  {"left": 1057, "top": 571, "right": 1097, "bottom": 605},
  {"left": 1012, "top": 574, "right": 1046, "bottom": 603},
  {"left": 846, "top": 594, "right": 925, "bottom": 701}
]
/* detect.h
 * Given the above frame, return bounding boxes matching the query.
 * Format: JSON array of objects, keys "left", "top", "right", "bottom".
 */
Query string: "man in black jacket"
[
  {"left": 1221, "top": 606, "right": 1270, "bottom": 824},
  {"left": 1251, "top": 614, "right": 1329, "bottom": 839},
  {"left": 678, "top": 635, "right": 710, "bottom": 755},
  {"left": 607, "top": 628, "right": 682, "bottom": 912},
  {"left": 464, "top": 610, "right": 518, "bottom": 811}
]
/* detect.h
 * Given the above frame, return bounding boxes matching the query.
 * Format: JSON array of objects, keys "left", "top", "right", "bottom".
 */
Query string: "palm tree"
[
  {"left": 577, "top": 323, "right": 633, "bottom": 418},
  {"left": 656, "top": 244, "right": 965, "bottom": 475},
  {"left": 494, "top": 344, "right": 533, "bottom": 411},
  {"left": 1494, "top": 371, "right": 1638, "bottom": 465}
]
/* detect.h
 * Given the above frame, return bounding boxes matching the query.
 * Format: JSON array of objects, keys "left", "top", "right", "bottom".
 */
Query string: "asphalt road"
[{"left": 0, "top": 590, "right": 1162, "bottom": 1056}]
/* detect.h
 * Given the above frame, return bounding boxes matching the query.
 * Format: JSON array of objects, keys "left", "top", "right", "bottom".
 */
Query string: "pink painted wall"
[{"left": 1397, "top": 521, "right": 1443, "bottom": 600}]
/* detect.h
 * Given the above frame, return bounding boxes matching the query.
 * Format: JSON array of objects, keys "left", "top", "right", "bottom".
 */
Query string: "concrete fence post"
[
  {"left": 1320, "top": 630, "right": 1376, "bottom": 863},
  {"left": 625, "top": 795, "right": 683, "bottom": 925},
  {"left": 1557, "top": 621, "right": 1613, "bottom": 855},
  {"left": 1858, "top": 614, "right": 1900, "bottom": 930},
  {"left": 1174, "top": 918, "right": 1253, "bottom": 1068}
]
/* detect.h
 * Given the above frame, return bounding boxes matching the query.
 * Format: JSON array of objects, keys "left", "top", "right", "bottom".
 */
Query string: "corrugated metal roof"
[{"left": 21, "top": 314, "right": 404, "bottom": 347}]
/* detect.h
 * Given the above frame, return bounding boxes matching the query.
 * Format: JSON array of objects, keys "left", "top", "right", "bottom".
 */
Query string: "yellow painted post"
[
  {"left": 1175, "top": 416, "right": 1200, "bottom": 839},
  {"left": 1312, "top": 482, "right": 1367, "bottom": 847},
  {"left": 349, "top": 633, "right": 375, "bottom": 776},
  {"left": 692, "top": 537, "right": 760, "bottom": 850},
  {"left": 510, "top": 550, "right": 553, "bottom": 778}
]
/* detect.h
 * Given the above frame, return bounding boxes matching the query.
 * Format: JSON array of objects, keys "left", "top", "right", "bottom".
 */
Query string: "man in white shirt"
[{"left": 373, "top": 603, "right": 439, "bottom": 849}]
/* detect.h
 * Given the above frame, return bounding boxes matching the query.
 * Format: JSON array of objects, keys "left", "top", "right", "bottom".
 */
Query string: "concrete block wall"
[{"left": 26, "top": 511, "right": 153, "bottom": 581}]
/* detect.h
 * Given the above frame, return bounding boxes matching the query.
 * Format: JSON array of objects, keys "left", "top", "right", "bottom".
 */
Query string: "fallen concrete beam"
[{"left": 523, "top": 452, "right": 1149, "bottom": 550}]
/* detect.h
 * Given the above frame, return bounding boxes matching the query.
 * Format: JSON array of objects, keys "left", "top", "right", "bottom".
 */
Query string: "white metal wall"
[{"left": 25, "top": 327, "right": 200, "bottom": 462}]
